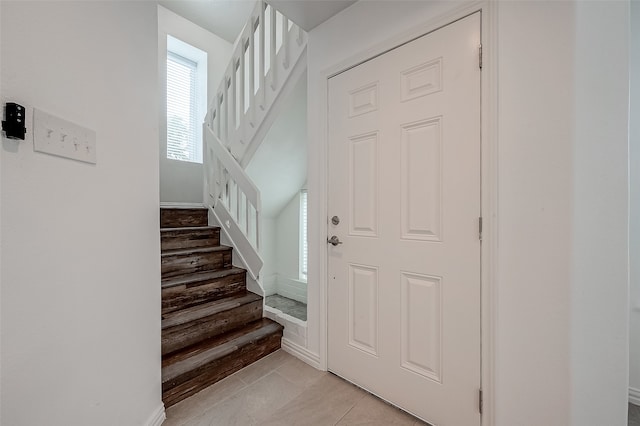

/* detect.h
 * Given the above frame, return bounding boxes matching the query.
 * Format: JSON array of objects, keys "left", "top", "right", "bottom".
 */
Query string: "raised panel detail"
[
  {"left": 400, "top": 58, "right": 442, "bottom": 102},
  {"left": 348, "top": 264, "right": 379, "bottom": 356},
  {"left": 349, "top": 132, "right": 378, "bottom": 237},
  {"left": 400, "top": 117, "right": 442, "bottom": 241},
  {"left": 400, "top": 272, "right": 442, "bottom": 383},
  {"left": 349, "top": 82, "right": 379, "bottom": 117}
]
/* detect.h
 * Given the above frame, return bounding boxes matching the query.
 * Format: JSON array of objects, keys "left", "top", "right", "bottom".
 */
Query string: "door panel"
[{"left": 327, "top": 13, "right": 482, "bottom": 426}]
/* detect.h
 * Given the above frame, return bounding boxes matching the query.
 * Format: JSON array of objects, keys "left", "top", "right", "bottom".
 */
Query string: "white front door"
[{"left": 327, "top": 13, "right": 482, "bottom": 425}]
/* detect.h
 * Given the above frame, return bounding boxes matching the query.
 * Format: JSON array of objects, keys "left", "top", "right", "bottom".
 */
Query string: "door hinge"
[
  {"left": 478, "top": 44, "right": 483, "bottom": 69},
  {"left": 478, "top": 217, "right": 483, "bottom": 241},
  {"left": 479, "top": 388, "right": 483, "bottom": 414}
]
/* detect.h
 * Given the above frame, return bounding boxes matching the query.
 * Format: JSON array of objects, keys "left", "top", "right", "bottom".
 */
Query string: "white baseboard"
[
  {"left": 281, "top": 338, "right": 322, "bottom": 370},
  {"left": 630, "top": 387, "right": 640, "bottom": 406},
  {"left": 145, "top": 403, "right": 166, "bottom": 426},
  {"left": 160, "top": 202, "right": 205, "bottom": 209}
]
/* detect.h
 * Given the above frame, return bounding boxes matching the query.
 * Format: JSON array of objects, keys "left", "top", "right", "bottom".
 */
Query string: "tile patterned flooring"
[
  {"left": 165, "top": 349, "right": 639, "bottom": 426},
  {"left": 164, "top": 350, "right": 427, "bottom": 426},
  {"left": 630, "top": 403, "right": 640, "bottom": 426},
  {"left": 265, "top": 295, "right": 307, "bottom": 321}
]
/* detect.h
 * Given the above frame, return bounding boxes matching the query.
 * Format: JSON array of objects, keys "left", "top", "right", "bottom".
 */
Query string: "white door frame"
[{"left": 309, "top": 1, "right": 498, "bottom": 425}]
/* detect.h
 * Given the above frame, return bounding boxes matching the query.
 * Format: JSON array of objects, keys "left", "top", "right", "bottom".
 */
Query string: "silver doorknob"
[{"left": 327, "top": 236, "right": 343, "bottom": 246}]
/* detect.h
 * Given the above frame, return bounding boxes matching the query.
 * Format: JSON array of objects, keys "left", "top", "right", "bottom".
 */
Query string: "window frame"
[
  {"left": 166, "top": 35, "right": 207, "bottom": 164},
  {"left": 299, "top": 189, "right": 308, "bottom": 282}
]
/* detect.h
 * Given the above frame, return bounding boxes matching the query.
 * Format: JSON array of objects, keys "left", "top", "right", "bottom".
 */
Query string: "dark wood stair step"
[
  {"left": 160, "top": 208, "right": 208, "bottom": 228},
  {"left": 161, "top": 246, "right": 232, "bottom": 279},
  {"left": 161, "top": 226, "right": 220, "bottom": 251},
  {"left": 161, "top": 292, "right": 263, "bottom": 356},
  {"left": 162, "top": 318, "right": 283, "bottom": 407},
  {"left": 161, "top": 267, "right": 247, "bottom": 314}
]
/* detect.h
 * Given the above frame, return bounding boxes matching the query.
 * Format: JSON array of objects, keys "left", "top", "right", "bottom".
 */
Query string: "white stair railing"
[
  {"left": 203, "top": 0, "right": 307, "bottom": 282},
  {"left": 205, "top": 125, "right": 262, "bottom": 279},
  {"left": 206, "top": 0, "right": 307, "bottom": 165}
]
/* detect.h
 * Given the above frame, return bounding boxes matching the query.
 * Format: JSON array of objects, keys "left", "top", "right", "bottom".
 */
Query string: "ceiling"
[
  {"left": 158, "top": 0, "right": 255, "bottom": 43},
  {"left": 158, "top": 0, "right": 356, "bottom": 43},
  {"left": 267, "top": 0, "right": 356, "bottom": 31}
]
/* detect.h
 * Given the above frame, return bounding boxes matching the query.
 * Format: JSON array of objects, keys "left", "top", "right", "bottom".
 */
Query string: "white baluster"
[
  {"left": 282, "top": 16, "right": 289, "bottom": 70},
  {"left": 222, "top": 89, "right": 227, "bottom": 142},
  {"left": 255, "top": 207, "right": 260, "bottom": 250},
  {"left": 248, "top": 19, "right": 255, "bottom": 128},
  {"left": 223, "top": 171, "right": 228, "bottom": 207},
  {"left": 222, "top": 83, "right": 226, "bottom": 142},
  {"left": 212, "top": 108, "right": 216, "bottom": 129},
  {"left": 229, "top": 179, "right": 235, "bottom": 218},
  {"left": 245, "top": 197, "right": 250, "bottom": 237},
  {"left": 225, "top": 171, "right": 230, "bottom": 207},
  {"left": 236, "top": 183, "right": 241, "bottom": 223},
  {"left": 251, "top": 205, "right": 258, "bottom": 249},
  {"left": 212, "top": 108, "right": 218, "bottom": 138},
  {"left": 231, "top": 61, "right": 237, "bottom": 132},
  {"left": 221, "top": 166, "right": 227, "bottom": 206},
  {"left": 297, "top": 26, "right": 303, "bottom": 46},
  {"left": 216, "top": 94, "right": 222, "bottom": 138},
  {"left": 258, "top": 3, "right": 265, "bottom": 110},
  {"left": 238, "top": 44, "right": 245, "bottom": 144},
  {"left": 217, "top": 158, "right": 223, "bottom": 202},
  {"left": 269, "top": 6, "right": 277, "bottom": 90}
]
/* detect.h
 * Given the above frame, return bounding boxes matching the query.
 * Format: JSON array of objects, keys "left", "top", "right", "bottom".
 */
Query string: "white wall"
[
  {"left": 261, "top": 217, "right": 278, "bottom": 296},
  {"left": 496, "top": 2, "right": 573, "bottom": 424},
  {"left": 246, "top": 72, "right": 308, "bottom": 301},
  {"left": 1, "top": 2, "right": 162, "bottom": 425},
  {"left": 261, "top": 192, "right": 308, "bottom": 303},
  {"left": 307, "top": 1, "right": 630, "bottom": 425},
  {"left": 570, "top": 2, "right": 630, "bottom": 423},
  {"left": 630, "top": 0, "right": 640, "bottom": 407},
  {"left": 0, "top": 2, "right": 4, "bottom": 422},
  {"left": 246, "top": 72, "right": 308, "bottom": 217},
  {"left": 276, "top": 192, "right": 307, "bottom": 303},
  {"left": 277, "top": 193, "right": 301, "bottom": 282},
  {"left": 158, "top": 6, "right": 232, "bottom": 203}
]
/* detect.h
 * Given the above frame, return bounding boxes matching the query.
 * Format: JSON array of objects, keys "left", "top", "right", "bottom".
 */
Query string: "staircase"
[
  {"left": 160, "top": 207, "right": 283, "bottom": 407},
  {"left": 158, "top": 2, "right": 308, "bottom": 406}
]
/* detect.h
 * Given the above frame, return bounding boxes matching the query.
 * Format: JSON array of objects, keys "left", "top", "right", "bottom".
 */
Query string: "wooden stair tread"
[
  {"left": 161, "top": 245, "right": 232, "bottom": 257},
  {"left": 160, "top": 207, "right": 207, "bottom": 210},
  {"left": 162, "top": 318, "right": 283, "bottom": 384},
  {"left": 161, "top": 267, "right": 245, "bottom": 289},
  {"left": 160, "top": 208, "right": 209, "bottom": 228},
  {"left": 162, "top": 291, "right": 262, "bottom": 329},
  {"left": 161, "top": 225, "right": 219, "bottom": 232},
  {"left": 161, "top": 227, "right": 221, "bottom": 251}
]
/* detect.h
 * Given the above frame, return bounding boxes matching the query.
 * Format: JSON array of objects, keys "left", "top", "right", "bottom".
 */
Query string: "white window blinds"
[
  {"left": 300, "top": 190, "right": 308, "bottom": 279},
  {"left": 167, "top": 51, "right": 199, "bottom": 163}
]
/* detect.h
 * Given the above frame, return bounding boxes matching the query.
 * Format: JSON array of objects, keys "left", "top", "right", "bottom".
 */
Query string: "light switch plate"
[{"left": 33, "top": 108, "right": 96, "bottom": 164}]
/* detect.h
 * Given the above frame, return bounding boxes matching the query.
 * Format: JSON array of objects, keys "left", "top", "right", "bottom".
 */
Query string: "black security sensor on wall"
[{"left": 2, "top": 103, "right": 26, "bottom": 140}]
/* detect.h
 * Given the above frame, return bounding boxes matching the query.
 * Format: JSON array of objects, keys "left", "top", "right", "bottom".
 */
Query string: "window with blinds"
[
  {"left": 167, "top": 51, "right": 200, "bottom": 163},
  {"left": 300, "top": 190, "right": 308, "bottom": 280}
]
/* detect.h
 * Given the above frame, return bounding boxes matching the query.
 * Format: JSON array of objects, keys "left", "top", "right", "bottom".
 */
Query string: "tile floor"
[
  {"left": 165, "top": 349, "right": 640, "bottom": 426},
  {"left": 630, "top": 403, "right": 640, "bottom": 426},
  {"left": 164, "top": 350, "right": 427, "bottom": 426},
  {"left": 265, "top": 295, "right": 307, "bottom": 321}
]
